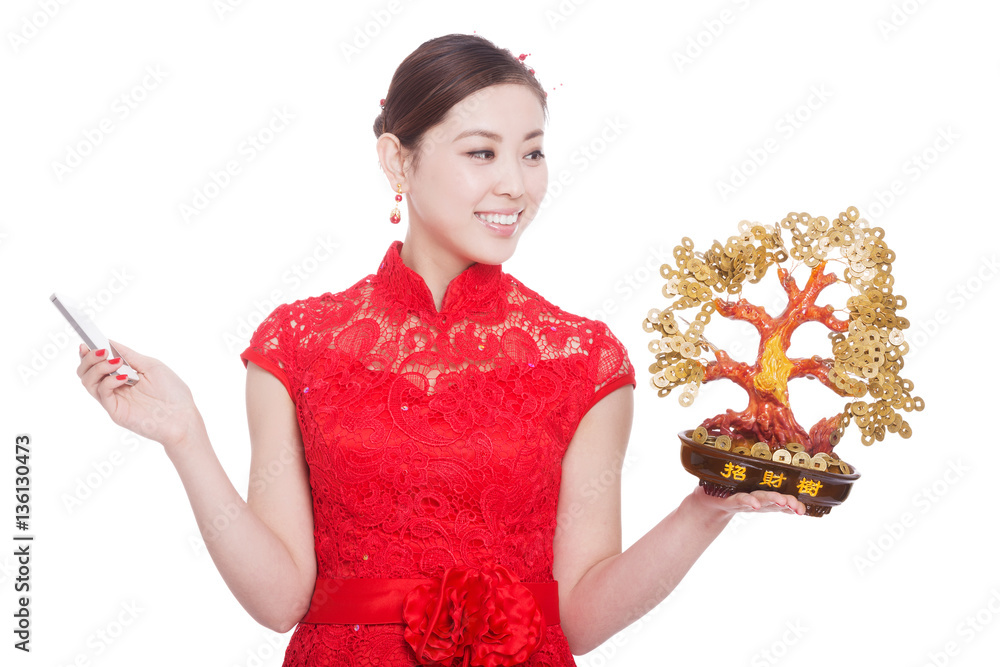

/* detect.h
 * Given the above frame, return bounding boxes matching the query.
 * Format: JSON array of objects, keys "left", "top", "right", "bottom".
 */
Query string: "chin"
[{"left": 470, "top": 246, "right": 515, "bottom": 267}]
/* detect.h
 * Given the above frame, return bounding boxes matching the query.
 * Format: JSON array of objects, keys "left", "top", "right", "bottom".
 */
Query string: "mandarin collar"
[{"left": 372, "top": 240, "right": 504, "bottom": 318}]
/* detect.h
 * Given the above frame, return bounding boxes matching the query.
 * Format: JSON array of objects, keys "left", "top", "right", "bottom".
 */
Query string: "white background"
[{"left": 2, "top": 1, "right": 998, "bottom": 665}]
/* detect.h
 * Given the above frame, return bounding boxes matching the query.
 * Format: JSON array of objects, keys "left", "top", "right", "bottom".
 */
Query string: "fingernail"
[
  {"left": 115, "top": 374, "right": 128, "bottom": 381},
  {"left": 96, "top": 349, "right": 106, "bottom": 357},
  {"left": 108, "top": 357, "right": 121, "bottom": 365}
]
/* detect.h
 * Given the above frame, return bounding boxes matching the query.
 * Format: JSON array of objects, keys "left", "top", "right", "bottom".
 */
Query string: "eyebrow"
[{"left": 452, "top": 128, "right": 544, "bottom": 143}]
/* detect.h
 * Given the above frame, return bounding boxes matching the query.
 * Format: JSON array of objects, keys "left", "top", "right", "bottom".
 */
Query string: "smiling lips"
[
  {"left": 475, "top": 211, "right": 521, "bottom": 226},
  {"left": 474, "top": 210, "right": 522, "bottom": 238}
]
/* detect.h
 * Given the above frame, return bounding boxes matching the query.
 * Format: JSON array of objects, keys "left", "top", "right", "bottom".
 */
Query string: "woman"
[{"left": 76, "top": 33, "right": 804, "bottom": 666}]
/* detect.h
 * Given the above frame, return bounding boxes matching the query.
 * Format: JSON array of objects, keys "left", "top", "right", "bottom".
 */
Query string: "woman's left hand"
[{"left": 691, "top": 486, "right": 808, "bottom": 516}]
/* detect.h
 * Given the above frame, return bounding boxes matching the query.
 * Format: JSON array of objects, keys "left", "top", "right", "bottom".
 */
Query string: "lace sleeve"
[
  {"left": 581, "top": 321, "right": 636, "bottom": 416},
  {"left": 239, "top": 302, "right": 301, "bottom": 400}
]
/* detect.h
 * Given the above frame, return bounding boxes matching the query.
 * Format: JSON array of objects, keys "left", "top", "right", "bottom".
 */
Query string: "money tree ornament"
[{"left": 643, "top": 206, "right": 923, "bottom": 516}]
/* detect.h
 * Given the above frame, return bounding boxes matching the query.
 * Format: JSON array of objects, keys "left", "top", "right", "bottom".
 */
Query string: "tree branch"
[
  {"left": 804, "top": 304, "right": 849, "bottom": 332},
  {"left": 713, "top": 297, "right": 773, "bottom": 336},
  {"left": 788, "top": 355, "right": 851, "bottom": 397},
  {"left": 778, "top": 266, "right": 801, "bottom": 302},
  {"left": 702, "top": 348, "right": 755, "bottom": 394}
]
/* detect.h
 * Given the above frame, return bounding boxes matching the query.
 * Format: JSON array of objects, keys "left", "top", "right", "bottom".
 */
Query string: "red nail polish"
[
  {"left": 108, "top": 357, "right": 121, "bottom": 364},
  {"left": 115, "top": 374, "right": 128, "bottom": 381},
  {"left": 96, "top": 349, "right": 106, "bottom": 357}
]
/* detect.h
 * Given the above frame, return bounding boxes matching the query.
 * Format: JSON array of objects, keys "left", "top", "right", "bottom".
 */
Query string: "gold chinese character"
[
  {"left": 721, "top": 462, "right": 747, "bottom": 481},
  {"left": 759, "top": 471, "right": 786, "bottom": 489},
  {"left": 797, "top": 478, "right": 823, "bottom": 497}
]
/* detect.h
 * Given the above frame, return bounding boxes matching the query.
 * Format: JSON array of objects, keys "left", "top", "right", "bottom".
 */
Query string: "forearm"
[
  {"left": 165, "top": 418, "right": 313, "bottom": 632},
  {"left": 560, "top": 488, "right": 731, "bottom": 654}
]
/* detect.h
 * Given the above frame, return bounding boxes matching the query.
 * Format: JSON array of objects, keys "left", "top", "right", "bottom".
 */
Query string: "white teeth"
[{"left": 476, "top": 212, "right": 519, "bottom": 225}]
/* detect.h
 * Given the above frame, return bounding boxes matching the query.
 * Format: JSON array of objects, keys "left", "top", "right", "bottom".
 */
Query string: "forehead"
[{"left": 438, "top": 84, "right": 544, "bottom": 135}]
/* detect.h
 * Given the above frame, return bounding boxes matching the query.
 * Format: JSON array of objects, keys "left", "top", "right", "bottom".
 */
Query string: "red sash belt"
[{"left": 301, "top": 576, "right": 561, "bottom": 626}]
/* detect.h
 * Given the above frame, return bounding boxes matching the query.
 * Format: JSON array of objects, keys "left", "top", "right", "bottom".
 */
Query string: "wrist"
[
  {"left": 682, "top": 485, "right": 735, "bottom": 529},
  {"left": 164, "top": 413, "right": 209, "bottom": 463}
]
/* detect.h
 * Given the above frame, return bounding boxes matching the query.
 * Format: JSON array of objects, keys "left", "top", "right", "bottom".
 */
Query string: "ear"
[{"left": 376, "top": 132, "right": 411, "bottom": 191}]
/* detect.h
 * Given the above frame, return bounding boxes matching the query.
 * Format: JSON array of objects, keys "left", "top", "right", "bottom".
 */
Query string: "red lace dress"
[{"left": 240, "top": 241, "right": 635, "bottom": 666}]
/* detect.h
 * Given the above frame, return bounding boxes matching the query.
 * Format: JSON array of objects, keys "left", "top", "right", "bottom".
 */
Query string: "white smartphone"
[{"left": 50, "top": 292, "right": 140, "bottom": 385}]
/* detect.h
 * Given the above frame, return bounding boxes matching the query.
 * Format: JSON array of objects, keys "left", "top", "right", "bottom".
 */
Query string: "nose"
[{"left": 494, "top": 155, "right": 525, "bottom": 199}]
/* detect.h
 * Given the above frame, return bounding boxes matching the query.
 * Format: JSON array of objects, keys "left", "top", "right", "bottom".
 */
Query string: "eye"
[
  {"left": 527, "top": 150, "right": 545, "bottom": 161},
  {"left": 467, "top": 150, "right": 494, "bottom": 160}
]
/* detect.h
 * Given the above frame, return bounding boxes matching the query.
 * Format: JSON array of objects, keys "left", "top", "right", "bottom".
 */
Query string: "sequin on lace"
[{"left": 240, "top": 241, "right": 635, "bottom": 666}]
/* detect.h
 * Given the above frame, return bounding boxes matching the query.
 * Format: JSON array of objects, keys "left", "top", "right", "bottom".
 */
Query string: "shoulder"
[
  {"left": 503, "top": 272, "right": 632, "bottom": 360},
  {"left": 502, "top": 271, "right": 636, "bottom": 411},
  {"left": 251, "top": 274, "right": 375, "bottom": 345},
  {"left": 502, "top": 272, "right": 616, "bottom": 331}
]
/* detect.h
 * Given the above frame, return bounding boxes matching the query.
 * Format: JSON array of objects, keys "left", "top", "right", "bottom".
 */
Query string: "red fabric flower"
[{"left": 402, "top": 563, "right": 545, "bottom": 667}]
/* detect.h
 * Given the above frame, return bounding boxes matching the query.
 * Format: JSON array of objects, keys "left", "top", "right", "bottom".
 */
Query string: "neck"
[{"left": 399, "top": 232, "right": 474, "bottom": 312}]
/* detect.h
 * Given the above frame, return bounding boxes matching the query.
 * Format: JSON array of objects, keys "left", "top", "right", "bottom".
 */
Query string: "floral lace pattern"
[{"left": 241, "top": 241, "right": 635, "bottom": 666}]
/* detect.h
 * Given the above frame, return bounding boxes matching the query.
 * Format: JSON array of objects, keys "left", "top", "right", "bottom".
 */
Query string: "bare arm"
[
  {"left": 77, "top": 342, "right": 316, "bottom": 632},
  {"left": 167, "top": 362, "right": 316, "bottom": 632},
  {"left": 552, "top": 386, "right": 805, "bottom": 655}
]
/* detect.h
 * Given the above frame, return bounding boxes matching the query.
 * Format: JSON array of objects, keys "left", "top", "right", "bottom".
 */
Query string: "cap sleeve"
[
  {"left": 239, "top": 302, "right": 300, "bottom": 400},
  {"left": 581, "top": 320, "right": 636, "bottom": 417}
]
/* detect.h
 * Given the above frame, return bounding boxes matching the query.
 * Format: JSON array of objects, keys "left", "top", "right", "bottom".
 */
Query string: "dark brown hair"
[{"left": 374, "top": 33, "right": 548, "bottom": 171}]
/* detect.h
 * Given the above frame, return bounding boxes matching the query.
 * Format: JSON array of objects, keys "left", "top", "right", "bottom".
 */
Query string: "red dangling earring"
[{"left": 390, "top": 183, "right": 402, "bottom": 224}]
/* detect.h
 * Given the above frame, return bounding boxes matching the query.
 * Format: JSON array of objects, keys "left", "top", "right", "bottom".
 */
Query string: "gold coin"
[
  {"left": 772, "top": 449, "right": 792, "bottom": 464},
  {"left": 692, "top": 426, "right": 708, "bottom": 444},
  {"left": 732, "top": 445, "right": 750, "bottom": 456},
  {"left": 750, "top": 442, "right": 772, "bottom": 459},
  {"left": 810, "top": 456, "right": 829, "bottom": 472},
  {"left": 791, "top": 452, "right": 812, "bottom": 468},
  {"left": 786, "top": 442, "right": 804, "bottom": 453},
  {"left": 715, "top": 435, "right": 732, "bottom": 451}
]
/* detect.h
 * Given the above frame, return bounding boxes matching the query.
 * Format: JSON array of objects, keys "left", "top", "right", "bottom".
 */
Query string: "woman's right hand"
[{"left": 76, "top": 340, "right": 204, "bottom": 451}]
